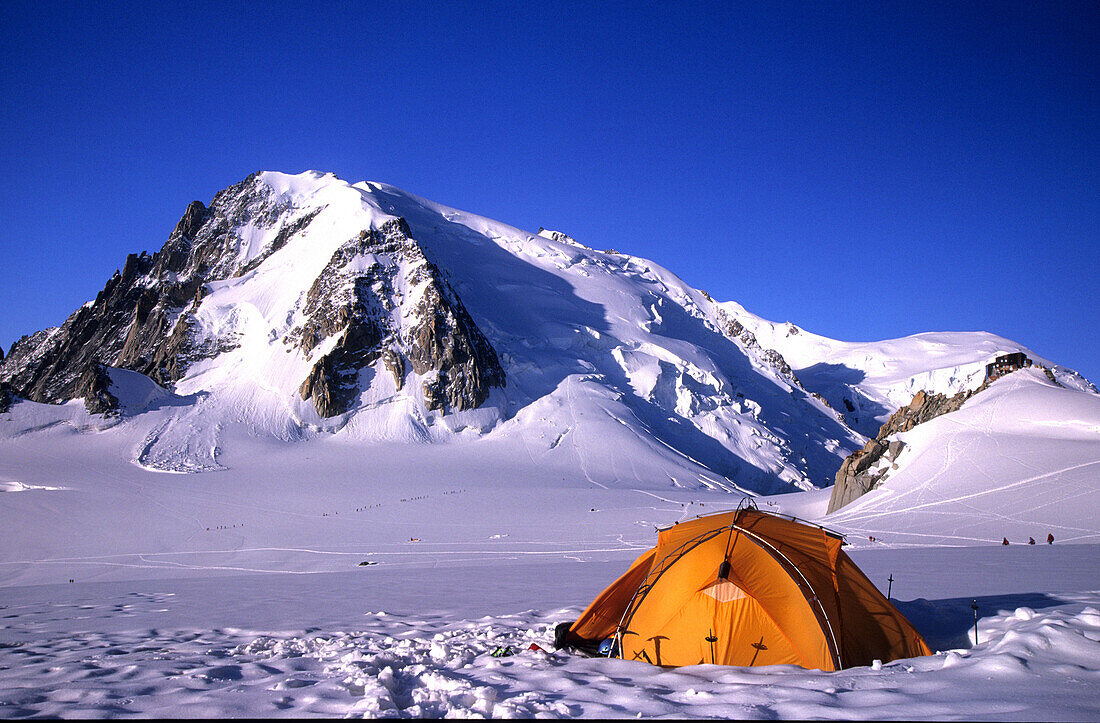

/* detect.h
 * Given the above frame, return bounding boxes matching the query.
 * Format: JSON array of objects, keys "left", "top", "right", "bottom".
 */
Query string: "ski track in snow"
[{"left": 844, "top": 458, "right": 1100, "bottom": 522}]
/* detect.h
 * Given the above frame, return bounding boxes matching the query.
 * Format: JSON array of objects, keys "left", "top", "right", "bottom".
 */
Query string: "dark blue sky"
[{"left": 2, "top": 1, "right": 1097, "bottom": 381}]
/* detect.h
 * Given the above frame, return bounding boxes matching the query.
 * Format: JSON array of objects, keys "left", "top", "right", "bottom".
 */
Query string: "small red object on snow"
[{"left": 528, "top": 643, "right": 546, "bottom": 653}]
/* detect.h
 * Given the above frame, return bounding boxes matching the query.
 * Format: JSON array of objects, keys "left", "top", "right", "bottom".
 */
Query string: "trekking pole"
[
  {"left": 971, "top": 600, "right": 979, "bottom": 645},
  {"left": 887, "top": 574, "right": 894, "bottom": 600}
]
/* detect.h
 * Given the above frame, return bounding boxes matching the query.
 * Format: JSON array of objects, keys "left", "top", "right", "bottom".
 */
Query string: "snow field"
[{"left": 1, "top": 558, "right": 1098, "bottom": 719}]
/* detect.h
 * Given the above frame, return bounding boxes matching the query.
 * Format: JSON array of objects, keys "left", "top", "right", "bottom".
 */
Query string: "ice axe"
[
  {"left": 705, "top": 628, "right": 718, "bottom": 664},
  {"left": 749, "top": 636, "right": 768, "bottom": 666}
]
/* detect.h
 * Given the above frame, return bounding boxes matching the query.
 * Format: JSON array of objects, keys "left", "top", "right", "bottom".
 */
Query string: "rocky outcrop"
[
  {"left": 0, "top": 329, "right": 59, "bottom": 398},
  {"left": 827, "top": 384, "right": 990, "bottom": 513},
  {"left": 0, "top": 174, "right": 318, "bottom": 408},
  {"left": 0, "top": 383, "right": 12, "bottom": 414},
  {"left": 383, "top": 349, "right": 405, "bottom": 391},
  {"left": 298, "top": 324, "right": 382, "bottom": 418},
  {"left": 810, "top": 391, "right": 836, "bottom": 412},
  {"left": 715, "top": 309, "right": 802, "bottom": 389},
  {"left": 537, "top": 228, "right": 579, "bottom": 246},
  {"left": 76, "top": 364, "right": 119, "bottom": 416},
  {"left": 292, "top": 218, "right": 505, "bottom": 418},
  {"left": 827, "top": 437, "right": 906, "bottom": 513},
  {"left": 403, "top": 262, "right": 505, "bottom": 413},
  {"left": 1, "top": 174, "right": 505, "bottom": 423}
]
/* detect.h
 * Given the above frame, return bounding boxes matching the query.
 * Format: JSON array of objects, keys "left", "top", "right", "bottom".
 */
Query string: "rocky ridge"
[
  {"left": 823, "top": 357, "right": 1083, "bottom": 514},
  {"left": 0, "top": 174, "right": 289, "bottom": 405},
  {"left": 714, "top": 307, "right": 803, "bottom": 390},
  {"left": 0, "top": 174, "right": 505, "bottom": 420},
  {"left": 291, "top": 217, "right": 504, "bottom": 417},
  {"left": 826, "top": 384, "right": 990, "bottom": 513}
]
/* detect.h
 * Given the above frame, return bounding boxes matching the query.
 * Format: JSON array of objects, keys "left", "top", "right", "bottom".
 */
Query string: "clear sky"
[{"left": 2, "top": 1, "right": 1097, "bottom": 382}]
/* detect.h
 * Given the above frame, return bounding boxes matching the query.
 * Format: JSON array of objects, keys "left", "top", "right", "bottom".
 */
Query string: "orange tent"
[{"left": 557, "top": 505, "right": 931, "bottom": 670}]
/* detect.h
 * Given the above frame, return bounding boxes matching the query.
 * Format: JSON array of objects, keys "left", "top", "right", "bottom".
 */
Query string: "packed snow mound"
[{"left": 825, "top": 368, "right": 1100, "bottom": 545}]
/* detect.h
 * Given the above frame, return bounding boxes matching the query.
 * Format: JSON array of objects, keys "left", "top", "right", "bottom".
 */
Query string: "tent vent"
[{"left": 700, "top": 579, "right": 748, "bottom": 603}]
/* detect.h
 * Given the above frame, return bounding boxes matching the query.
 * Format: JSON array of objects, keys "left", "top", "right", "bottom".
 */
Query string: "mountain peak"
[{"left": 1, "top": 171, "right": 1092, "bottom": 490}]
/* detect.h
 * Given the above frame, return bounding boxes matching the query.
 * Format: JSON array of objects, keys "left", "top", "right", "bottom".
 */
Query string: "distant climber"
[
  {"left": 1028, "top": 537, "right": 1036, "bottom": 545},
  {"left": 1047, "top": 533, "right": 1055, "bottom": 545},
  {"left": 1002, "top": 537, "right": 1010, "bottom": 546}
]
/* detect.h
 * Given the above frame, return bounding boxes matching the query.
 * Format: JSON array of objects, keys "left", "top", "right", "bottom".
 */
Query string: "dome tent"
[{"left": 556, "top": 503, "right": 931, "bottom": 669}]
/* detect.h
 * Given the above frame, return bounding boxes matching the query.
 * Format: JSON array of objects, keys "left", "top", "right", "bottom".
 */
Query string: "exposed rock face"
[
  {"left": 536, "top": 228, "right": 579, "bottom": 246},
  {"left": 0, "top": 174, "right": 308, "bottom": 406},
  {"left": 291, "top": 218, "right": 505, "bottom": 417},
  {"left": 826, "top": 383, "right": 990, "bottom": 513},
  {"left": 0, "top": 329, "right": 60, "bottom": 398},
  {"left": 76, "top": 364, "right": 120, "bottom": 416},
  {"left": 0, "top": 175, "right": 505, "bottom": 422},
  {"left": 0, "top": 383, "right": 11, "bottom": 414},
  {"left": 827, "top": 437, "right": 906, "bottom": 514},
  {"left": 715, "top": 309, "right": 803, "bottom": 389}
]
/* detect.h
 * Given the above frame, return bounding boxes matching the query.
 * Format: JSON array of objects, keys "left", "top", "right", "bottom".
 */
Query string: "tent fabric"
[
  {"left": 568, "top": 548, "right": 655, "bottom": 644},
  {"left": 561, "top": 509, "right": 931, "bottom": 670}
]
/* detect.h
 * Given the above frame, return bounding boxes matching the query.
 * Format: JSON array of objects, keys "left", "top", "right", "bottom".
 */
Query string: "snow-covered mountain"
[{"left": 0, "top": 171, "right": 1094, "bottom": 497}]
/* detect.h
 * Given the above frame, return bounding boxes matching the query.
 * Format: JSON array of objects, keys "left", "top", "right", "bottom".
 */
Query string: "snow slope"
[
  {"left": 825, "top": 368, "right": 1100, "bottom": 546},
  {"left": 1, "top": 366, "right": 1098, "bottom": 718}
]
